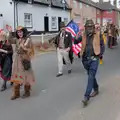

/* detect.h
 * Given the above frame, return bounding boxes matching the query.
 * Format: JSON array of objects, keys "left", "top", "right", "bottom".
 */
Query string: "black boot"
[
  {"left": 0, "top": 81, "right": 7, "bottom": 92},
  {"left": 10, "top": 82, "right": 14, "bottom": 86}
]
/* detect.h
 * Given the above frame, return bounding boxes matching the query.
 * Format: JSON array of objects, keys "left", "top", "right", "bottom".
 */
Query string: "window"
[
  {"left": 97, "top": 18, "right": 101, "bottom": 24},
  {"left": 83, "top": 18, "right": 88, "bottom": 24},
  {"left": 107, "top": 18, "right": 112, "bottom": 22},
  {"left": 86, "top": 5, "right": 89, "bottom": 8},
  {"left": 64, "top": 18, "right": 68, "bottom": 25},
  {"left": 79, "top": 3, "right": 82, "bottom": 9},
  {"left": 73, "top": 0, "right": 77, "bottom": 8},
  {"left": 51, "top": 17, "right": 57, "bottom": 29},
  {"left": 24, "top": 13, "right": 33, "bottom": 28},
  {"left": 107, "top": 11, "right": 113, "bottom": 13},
  {"left": 97, "top": 10, "right": 100, "bottom": 15},
  {"left": 28, "top": 0, "right": 33, "bottom": 4},
  {"left": 74, "top": 15, "right": 80, "bottom": 23}
]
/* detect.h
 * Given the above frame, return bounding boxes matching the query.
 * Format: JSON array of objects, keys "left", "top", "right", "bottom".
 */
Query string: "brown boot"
[
  {"left": 22, "top": 84, "right": 31, "bottom": 98},
  {"left": 11, "top": 84, "right": 20, "bottom": 100}
]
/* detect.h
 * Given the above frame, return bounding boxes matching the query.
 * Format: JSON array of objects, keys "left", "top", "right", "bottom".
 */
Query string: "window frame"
[
  {"left": 73, "top": 0, "right": 77, "bottom": 8},
  {"left": 24, "top": 13, "right": 33, "bottom": 28},
  {"left": 79, "top": 2, "right": 82, "bottom": 9},
  {"left": 28, "top": 0, "right": 33, "bottom": 4},
  {"left": 51, "top": 16, "right": 57, "bottom": 29}
]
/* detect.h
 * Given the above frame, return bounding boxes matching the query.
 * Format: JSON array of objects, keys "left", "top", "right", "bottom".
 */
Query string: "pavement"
[{"left": 0, "top": 44, "right": 120, "bottom": 120}]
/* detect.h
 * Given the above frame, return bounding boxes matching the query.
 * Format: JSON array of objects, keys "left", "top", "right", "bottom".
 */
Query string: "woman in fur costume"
[{"left": 8, "top": 26, "right": 35, "bottom": 100}]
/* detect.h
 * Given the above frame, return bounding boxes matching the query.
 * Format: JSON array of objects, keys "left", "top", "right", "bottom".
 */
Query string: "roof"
[
  {"left": 78, "top": 0, "right": 101, "bottom": 9},
  {"left": 96, "top": 1, "right": 120, "bottom": 12},
  {"left": 73, "top": 0, "right": 120, "bottom": 12},
  {"left": 51, "top": 0, "right": 70, "bottom": 9},
  {"left": 13, "top": 0, "right": 71, "bottom": 10}
]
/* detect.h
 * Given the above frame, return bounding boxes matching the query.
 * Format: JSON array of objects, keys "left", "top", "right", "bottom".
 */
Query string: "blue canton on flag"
[
  {"left": 66, "top": 20, "right": 80, "bottom": 37},
  {"left": 65, "top": 20, "right": 82, "bottom": 55}
]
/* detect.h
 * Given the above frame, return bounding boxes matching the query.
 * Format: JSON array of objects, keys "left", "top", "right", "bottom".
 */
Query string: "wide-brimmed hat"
[
  {"left": 60, "top": 22, "right": 66, "bottom": 28},
  {"left": 85, "top": 19, "right": 95, "bottom": 27}
]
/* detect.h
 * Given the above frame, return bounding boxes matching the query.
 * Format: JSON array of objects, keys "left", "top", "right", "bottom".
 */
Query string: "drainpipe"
[
  {"left": 14, "top": 1, "right": 16, "bottom": 31},
  {"left": 16, "top": 0, "right": 19, "bottom": 27},
  {"left": 14, "top": 0, "right": 19, "bottom": 30}
]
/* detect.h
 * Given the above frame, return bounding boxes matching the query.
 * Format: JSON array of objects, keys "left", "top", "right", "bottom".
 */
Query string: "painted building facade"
[{"left": 0, "top": 0, "right": 71, "bottom": 33}]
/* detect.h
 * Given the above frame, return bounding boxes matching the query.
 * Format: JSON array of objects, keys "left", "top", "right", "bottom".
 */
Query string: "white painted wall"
[
  {"left": 0, "top": 0, "right": 14, "bottom": 30},
  {"left": 17, "top": 2, "right": 70, "bottom": 32},
  {"left": 0, "top": 1, "right": 70, "bottom": 32}
]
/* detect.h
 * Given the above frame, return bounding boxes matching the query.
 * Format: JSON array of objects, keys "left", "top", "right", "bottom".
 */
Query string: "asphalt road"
[{"left": 0, "top": 44, "right": 120, "bottom": 120}]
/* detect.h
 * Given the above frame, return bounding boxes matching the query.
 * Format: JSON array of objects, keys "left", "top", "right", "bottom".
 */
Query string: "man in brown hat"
[
  {"left": 54, "top": 22, "right": 72, "bottom": 77},
  {"left": 81, "top": 19, "right": 104, "bottom": 107}
]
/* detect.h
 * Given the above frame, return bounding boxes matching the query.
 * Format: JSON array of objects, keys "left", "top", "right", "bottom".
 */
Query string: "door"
[
  {"left": 44, "top": 17, "right": 49, "bottom": 32},
  {"left": 58, "top": 17, "right": 62, "bottom": 31}
]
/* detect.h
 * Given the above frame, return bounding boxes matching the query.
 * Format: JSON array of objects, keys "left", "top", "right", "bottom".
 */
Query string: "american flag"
[{"left": 66, "top": 20, "right": 82, "bottom": 55}]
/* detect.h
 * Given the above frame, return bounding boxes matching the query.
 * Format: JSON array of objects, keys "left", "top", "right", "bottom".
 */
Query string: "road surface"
[{"left": 0, "top": 45, "right": 120, "bottom": 120}]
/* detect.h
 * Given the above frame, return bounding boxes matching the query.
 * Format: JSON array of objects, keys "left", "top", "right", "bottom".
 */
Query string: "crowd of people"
[
  {"left": 105, "top": 22, "right": 119, "bottom": 49},
  {"left": 50, "top": 20, "right": 119, "bottom": 107},
  {"left": 0, "top": 20, "right": 119, "bottom": 108}
]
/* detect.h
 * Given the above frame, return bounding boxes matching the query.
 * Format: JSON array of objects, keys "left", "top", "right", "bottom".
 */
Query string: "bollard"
[{"left": 41, "top": 33, "right": 44, "bottom": 44}]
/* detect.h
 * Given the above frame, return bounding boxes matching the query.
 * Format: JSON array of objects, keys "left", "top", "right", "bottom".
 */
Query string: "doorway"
[
  {"left": 44, "top": 16, "right": 49, "bottom": 32},
  {"left": 58, "top": 17, "right": 62, "bottom": 31}
]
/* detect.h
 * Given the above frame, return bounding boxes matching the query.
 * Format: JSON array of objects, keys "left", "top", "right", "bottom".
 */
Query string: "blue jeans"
[{"left": 82, "top": 57, "right": 99, "bottom": 99}]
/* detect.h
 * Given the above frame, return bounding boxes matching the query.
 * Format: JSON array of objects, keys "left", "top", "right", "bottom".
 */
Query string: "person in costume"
[
  {"left": 54, "top": 22, "right": 73, "bottom": 77},
  {"left": 0, "top": 29, "right": 13, "bottom": 91},
  {"left": 8, "top": 26, "right": 35, "bottom": 100},
  {"left": 81, "top": 20, "right": 104, "bottom": 107},
  {"left": 95, "top": 24, "right": 105, "bottom": 65}
]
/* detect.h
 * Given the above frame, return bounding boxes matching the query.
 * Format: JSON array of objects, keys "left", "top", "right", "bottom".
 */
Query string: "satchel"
[{"left": 22, "top": 59, "right": 31, "bottom": 70}]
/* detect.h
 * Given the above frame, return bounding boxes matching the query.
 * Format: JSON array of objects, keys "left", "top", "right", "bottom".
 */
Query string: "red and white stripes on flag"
[
  {"left": 72, "top": 42, "right": 82, "bottom": 55},
  {"left": 66, "top": 27, "right": 76, "bottom": 37},
  {"left": 66, "top": 27, "right": 82, "bottom": 56}
]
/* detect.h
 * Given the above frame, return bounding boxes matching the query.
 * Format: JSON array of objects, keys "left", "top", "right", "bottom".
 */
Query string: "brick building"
[
  {"left": 67, "top": 0, "right": 100, "bottom": 26},
  {"left": 96, "top": 1, "right": 120, "bottom": 26},
  {"left": 67, "top": 0, "right": 120, "bottom": 27}
]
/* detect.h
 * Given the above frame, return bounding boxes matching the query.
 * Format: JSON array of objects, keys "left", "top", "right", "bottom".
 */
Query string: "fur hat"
[{"left": 16, "top": 26, "right": 24, "bottom": 31}]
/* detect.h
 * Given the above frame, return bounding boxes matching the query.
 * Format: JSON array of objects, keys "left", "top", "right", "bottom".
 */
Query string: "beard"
[{"left": 85, "top": 27, "right": 95, "bottom": 36}]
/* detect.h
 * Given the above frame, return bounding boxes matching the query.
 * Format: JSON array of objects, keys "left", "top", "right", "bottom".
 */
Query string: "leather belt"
[{"left": 86, "top": 56, "right": 98, "bottom": 60}]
